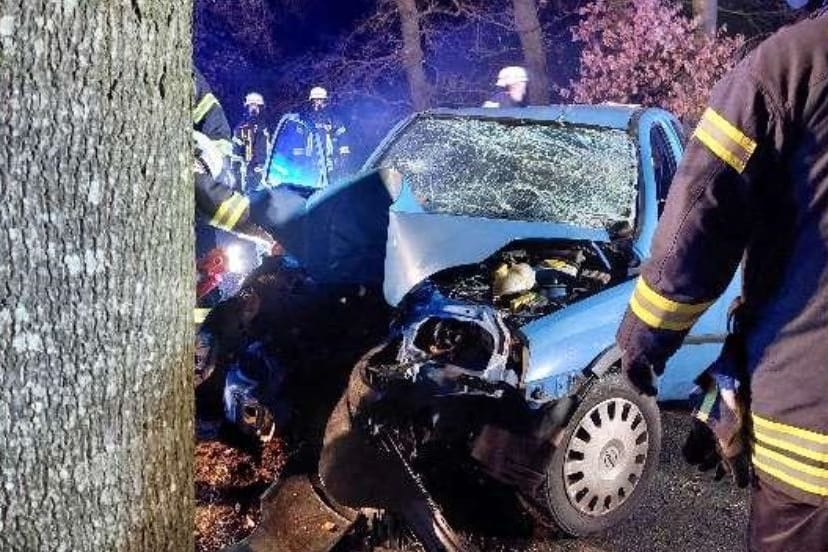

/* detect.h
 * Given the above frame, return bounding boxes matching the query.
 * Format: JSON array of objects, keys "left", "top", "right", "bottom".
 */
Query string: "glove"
[
  {"left": 683, "top": 418, "right": 751, "bottom": 488},
  {"left": 622, "top": 356, "right": 659, "bottom": 396},
  {"left": 683, "top": 371, "right": 751, "bottom": 488}
]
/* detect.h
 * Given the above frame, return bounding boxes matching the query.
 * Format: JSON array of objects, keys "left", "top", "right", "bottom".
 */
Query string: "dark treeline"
[{"left": 194, "top": 0, "right": 793, "bottom": 160}]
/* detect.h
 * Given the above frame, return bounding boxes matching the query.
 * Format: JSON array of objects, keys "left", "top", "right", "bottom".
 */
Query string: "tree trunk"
[
  {"left": 0, "top": 2, "right": 194, "bottom": 551},
  {"left": 395, "top": 0, "right": 432, "bottom": 111},
  {"left": 512, "top": 0, "right": 551, "bottom": 105},
  {"left": 693, "top": 0, "right": 718, "bottom": 37}
]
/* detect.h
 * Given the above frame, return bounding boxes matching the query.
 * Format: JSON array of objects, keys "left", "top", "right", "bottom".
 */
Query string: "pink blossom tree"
[{"left": 566, "top": 0, "right": 745, "bottom": 123}]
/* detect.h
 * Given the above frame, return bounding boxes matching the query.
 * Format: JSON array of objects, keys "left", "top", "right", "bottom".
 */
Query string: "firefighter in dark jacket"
[
  {"left": 616, "top": 10, "right": 828, "bottom": 551},
  {"left": 194, "top": 69, "right": 234, "bottom": 163},
  {"left": 193, "top": 70, "right": 277, "bottom": 256},
  {"left": 232, "top": 92, "right": 270, "bottom": 191},
  {"left": 301, "top": 86, "right": 352, "bottom": 187},
  {"left": 483, "top": 66, "right": 529, "bottom": 108}
]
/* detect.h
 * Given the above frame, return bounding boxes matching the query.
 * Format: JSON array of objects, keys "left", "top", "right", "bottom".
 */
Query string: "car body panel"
[
  {"left": 519, "top": 275, "right": 735, "bottom": 402},
  {"left": 384, "top": 211, "right": 608, "bottom": 307}
]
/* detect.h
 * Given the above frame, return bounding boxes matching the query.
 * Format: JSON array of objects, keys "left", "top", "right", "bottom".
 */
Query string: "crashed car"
[{"left": 200, "top": 105, "right": 739, "bottom": 540}]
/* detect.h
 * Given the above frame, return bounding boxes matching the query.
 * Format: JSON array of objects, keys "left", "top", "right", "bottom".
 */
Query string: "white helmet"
[
  {"left": 244, "top": 92, "right": 265, "bottom": 107},
  {"left": 496, "top": 66, "right": 529, "bottom": 87},
  {"left": 309, "top": 86, "right": 329, "bottom": 101}
]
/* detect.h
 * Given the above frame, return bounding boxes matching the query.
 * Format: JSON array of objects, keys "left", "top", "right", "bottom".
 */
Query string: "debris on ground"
[{"left": 195, "top": 437, "right": 287, "bottom": 552}]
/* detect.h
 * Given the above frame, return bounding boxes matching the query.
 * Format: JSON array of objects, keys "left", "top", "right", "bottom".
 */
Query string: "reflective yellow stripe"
[
  {"left": 210, "top": 193, "right": 250, "bottom": 231},
  {"left": 194, "top": 308, "right": 210, "bottom": 324},
  {"left": 755, "top": 443, "right": 828, "bottom": 479},
  {"left": 693, "top": 108, "right": 757, "bottom": 174},
  {"left": 635, "top": 279, "right": 712, "bottom": 315},
  {"left": 753, "top": 413, "right": 828, "bottom": 446},
  {"left": 753, "top": 457, "right": 828, "bottom": 497},
  {"left": 210, "top": 195, "right": 236, "bottom": 229},
  {"left": 629, "top": 294, "right": 695, "bottom": 331},
  {"left": 193, "top": 93, "right": 218, "bottom": 124},
  {"left": 696, "top": 385, "right": 719, "bottom": 423},
  {"left": 694, "top": 127, "right": 748, "bottom": 173},
  {"left": 755, "top": 430, "right": 828, "bottom": 464},
  {"left": 629, "top": 278, "right": 712, "bottom": 331},
  {"left": 703, "top": 108, "right": 757, "bottom": 155},
  {"left": 223, "top": 195, "right": 250, "bottom": 231}
]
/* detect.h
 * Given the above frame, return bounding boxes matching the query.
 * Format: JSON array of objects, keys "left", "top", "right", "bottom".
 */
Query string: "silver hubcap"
[{"left": 563, "top": 398, "right": 649, "bottom": 516}]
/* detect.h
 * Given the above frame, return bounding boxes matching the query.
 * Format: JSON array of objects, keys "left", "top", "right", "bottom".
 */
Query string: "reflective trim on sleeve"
[
  {"left": 693, "top": 108, "right": 757, "bottom": 173},
  {"left": 193, "top": 93, "right": 219, "bottom": 124},
  {"left": 482, "top": 101, "right": 500, "bottom": 108},
  {"left": 628, "top": 278, "right": 713, "bottom": 331},
  {"left": 210, "top": 193, "right": 250, "bottom": 231}
]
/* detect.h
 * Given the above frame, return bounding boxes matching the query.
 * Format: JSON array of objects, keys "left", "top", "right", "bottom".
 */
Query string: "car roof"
[{"left": 423, "top": 104, "right": 648, "bottom": 130}]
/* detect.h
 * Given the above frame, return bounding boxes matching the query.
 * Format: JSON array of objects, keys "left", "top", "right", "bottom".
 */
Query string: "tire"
[{"left": 536, "top": 372, "right": 662, "bottom": 536}]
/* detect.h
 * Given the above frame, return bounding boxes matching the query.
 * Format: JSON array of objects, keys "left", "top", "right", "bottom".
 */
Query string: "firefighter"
[
  {"left": 482, "top": 66, "right": 529, "bottom": 108},
  {"left": 616, "top": 9, "right": 828, "bottom": 551},
  {"left": 194, "top": 69, "right": 255, "bottom": 236},
  {"left": 232, "top": 92, "right": 271, "bottom": 191},
  {"left": 300, "top": 86, "right": 352, "bottom": 187},
  {"left": 194, "top": 68, "right": 234, "bottom": 166},
  {"left": 194, "top": 131, "right": 272, "bottom": 243},
  {"left": 192, "top": 71, "right": 276, "bottom": 250}
]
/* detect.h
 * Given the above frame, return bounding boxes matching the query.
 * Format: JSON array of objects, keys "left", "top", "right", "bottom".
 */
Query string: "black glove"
[
  {"left": 623, "top": 357, "right": 659, "bottom": 396},
  {"left": 682, "top": 417, "right": 751, "bottom": 488}
]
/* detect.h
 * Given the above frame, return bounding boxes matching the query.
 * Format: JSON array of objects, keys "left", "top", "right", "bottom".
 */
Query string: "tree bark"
[
  {"left": 395, "top": 0, "right": 432, "bottom": 111},
  {"left": 693, "top": 0, "right": 718, "bottom": 37},
  {"left": 512, "top": 0, "right": 551, "bottom": 105},
  {"left": 0, "top": 1, "right": 194, "bottom": 551}
]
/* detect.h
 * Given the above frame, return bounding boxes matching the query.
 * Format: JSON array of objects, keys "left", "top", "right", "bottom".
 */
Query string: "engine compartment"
[
  {"left": 376, "top": 238, "right": 636, "bottom": 384},
  {"left": 427, "top": 238, "right": 636, "bottom": 328}
]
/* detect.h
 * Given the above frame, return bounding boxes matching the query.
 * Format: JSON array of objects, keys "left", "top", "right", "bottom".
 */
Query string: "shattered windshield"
[{"left": 373, "top": 116, "right": 638, "bottom": 228}]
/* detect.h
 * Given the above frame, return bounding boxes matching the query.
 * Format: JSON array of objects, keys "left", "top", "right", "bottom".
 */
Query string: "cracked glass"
[{"left": 374, "top": 116, "right": 639, "bottom": 228}]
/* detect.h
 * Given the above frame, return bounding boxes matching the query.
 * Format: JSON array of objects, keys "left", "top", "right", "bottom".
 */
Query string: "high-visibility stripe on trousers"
[{"left": 752, "top": 413, "right": 828, "bottom": 499}]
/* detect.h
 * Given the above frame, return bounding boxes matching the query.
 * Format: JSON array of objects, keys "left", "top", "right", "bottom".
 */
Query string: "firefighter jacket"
[
  {"left": 233, "top": 116, "right": 270, "bottom": 167},
  {"left": 192, "top": 72, "right": 254, "bottom": 235},
  {"left": 616, "top": 15, "right": 828, "bottom": 505},
  {"left": 301, "top": 108, "right": 352, "bottom": 177},
  {"left": 194, "top": 69, "right": 234, "bottom": 158},
  {"left": 482, "top": 91, "right": 527, "bottom": 108},
  {"left": 194, "top": 131, "right": 254, "bottom": 234}
]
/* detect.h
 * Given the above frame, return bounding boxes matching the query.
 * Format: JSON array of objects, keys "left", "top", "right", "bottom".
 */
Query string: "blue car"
[{"left": 211, "top": 105, "right": 738, "bottom": 537}]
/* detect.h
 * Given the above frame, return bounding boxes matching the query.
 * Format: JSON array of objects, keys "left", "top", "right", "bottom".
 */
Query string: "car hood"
[{"left": 266, "top": 170, "right": 610, "bottom": 306}]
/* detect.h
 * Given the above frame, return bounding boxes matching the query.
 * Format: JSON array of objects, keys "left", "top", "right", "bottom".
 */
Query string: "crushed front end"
[{"left": 352, "top": 237, "right": 635, "bottom": 501}]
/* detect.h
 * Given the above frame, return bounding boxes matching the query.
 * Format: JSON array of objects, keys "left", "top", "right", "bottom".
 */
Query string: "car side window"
[{"left": 650, "top": 124, "right": 678, "bottom": 217}]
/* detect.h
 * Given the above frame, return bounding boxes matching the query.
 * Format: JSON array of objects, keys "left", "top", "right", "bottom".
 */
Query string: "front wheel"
[{"left": 534, "top": 373, "right": 662, "bottom": 536}]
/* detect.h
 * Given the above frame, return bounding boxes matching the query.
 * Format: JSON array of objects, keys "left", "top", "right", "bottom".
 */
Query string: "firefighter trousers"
[{"left": 749, "top": 477, "right": 828, "bottom": 551}]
